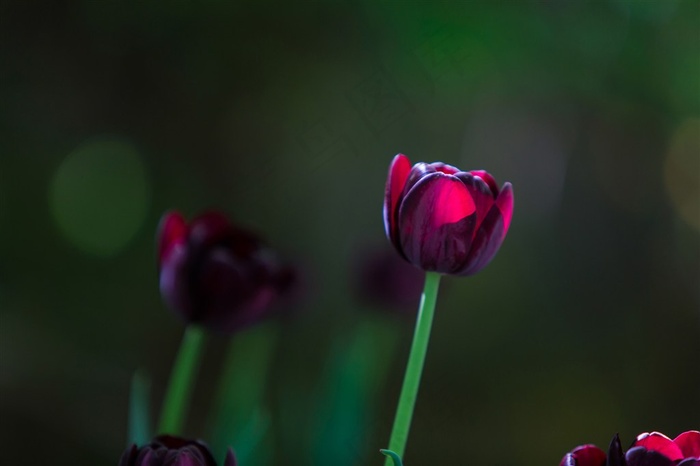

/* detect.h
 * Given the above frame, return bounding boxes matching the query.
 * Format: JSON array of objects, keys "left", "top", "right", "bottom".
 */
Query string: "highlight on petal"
[
  {"left": 398, "top": 173, "right": 476, "bottom": 273},
  {"left": 431, "top": 162, "right": 460, "bottom": 175},
  {"left": 158, "top": 211, "right": 187, "bottom": 263},
  {"left": 383, "top": 154, "right": 412, "bottom": 242},
  {"left": 635, "top": 432, "right": 685, "bottom": 462},
  {"left": 675, "top": 431, "right": 700, "bottom": 459},
  {"left": 454, "top": 171, "right": 496, "bottom": 226}
]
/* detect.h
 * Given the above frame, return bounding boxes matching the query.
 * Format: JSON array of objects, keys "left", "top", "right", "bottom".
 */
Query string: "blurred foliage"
[{"left": 0, "top": 0, "right": 698, "bottom": 465}]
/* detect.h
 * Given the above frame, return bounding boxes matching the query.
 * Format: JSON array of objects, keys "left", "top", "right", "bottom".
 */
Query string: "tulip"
[
  {"left": 157, "top": 211, "right": 294, "bottom": 334},
  {"left": 560, "top": 431, "right": 700, "bottom": 466},
  {"left": 383, "top": 154, "right": 514, "bottom": 275},
  {"left": 119, "top": 435, "right": 236, "bottom": 466},
  {"left": 354, "top": 244, "right": 424, "bottom": 314},
  {"left": 560, "top": 444, "right": 607, "bottom": 466}
]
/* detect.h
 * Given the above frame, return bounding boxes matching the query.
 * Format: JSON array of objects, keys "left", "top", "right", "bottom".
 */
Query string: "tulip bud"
[
  {"left": 119, "top": 435, "right": 236, "bottom": 466},
  {"left": 383, "top": 154, "right": 513, "bottom": 275},
  {"left": 157, "top": 211, "right": 295, "bottom": 334},
  {"left": 560, "top": 431, "right": 700, "bottom": 466}
]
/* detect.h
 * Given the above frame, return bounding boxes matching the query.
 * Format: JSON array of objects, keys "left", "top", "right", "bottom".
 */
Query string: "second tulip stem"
[
  {"left": 158, "top": 325, "right": 206, "bottom": 434},
  {"left": 384, "top": 271, "right": 441, "bottom": 464}
]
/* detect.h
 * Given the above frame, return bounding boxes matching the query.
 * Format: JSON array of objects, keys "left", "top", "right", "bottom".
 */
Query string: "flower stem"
[
  {"left": 209, "top": 323, "right": 280, "bottom": 463},
  {"left": 384, "top": 271, "right": 441, "bottom": 464},
  {"left": 158, "top": 325, "right": 206, "bottom": 434}
]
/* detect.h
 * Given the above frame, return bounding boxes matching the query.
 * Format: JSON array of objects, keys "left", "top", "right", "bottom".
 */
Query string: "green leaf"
[
  {"left": 128, "top": 369, "right": 152, "bottom": 446},
  {"left": 380, "top": 449, "right": 404, "bottom": 466}
]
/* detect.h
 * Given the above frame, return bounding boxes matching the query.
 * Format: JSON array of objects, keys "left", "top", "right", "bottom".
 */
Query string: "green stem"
[
  {"left": 209, "top": 323, "right": 280, "bottom": 463},
  {"left": 384, "top": 271, "right": 441, "bottom": 464},
  {"left": 158, "top": 326, "right": 206, "bottom": 434}
]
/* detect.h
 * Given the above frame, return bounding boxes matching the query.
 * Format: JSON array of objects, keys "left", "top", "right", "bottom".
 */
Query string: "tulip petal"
[
  {"left": 496, "top": 182, "right": 514, "bottom": 234},
  {"left": 400, "top": 162, "right": 436, "bottom": 200},
  {"left": 626, "top": 446, "right": 674, "bottom": 466},
  {"left": 384, "top": 154, "right": 412, "bottom": 247},
  {"left": 559, "top": 444, "right": 606, "bottom": 466},
  {"left": 158, "top": 211, "right": 187, "bottom": 264},
  {"left": 197, "top": 247, "right": 276, "bottom": 332},
  {"left": 607, "top": 433, "right": 626, "bottom": 466},
  {"left": 119, "top": 444, "right": 139, "bottom": 466},
  {"left": 470, "top": 170, "right": 499, "bottom": 196},
  {"left": 634, "top": 432, "right": 684, "bottom": 462},
  {"left": 456, "top": 203, "right": 505, "bottom": 276},
  {"left": 188, "top": 212, "right": 236, "bottom": 259},
  {"left": 674, "top": 431, "right": 700, "bottom": 459},
  {"left": 454, "top": 171, "right": 496, "bottom": 226},
  {"left": 398, "top": 173, "right": 477, "bottom": 273},
  {"left": 224, "top": 448, "right": 238, "bottom": 466},
  {"left": 560, "top": 454, "right": 577, "bottom": 466},
  {"left": 431, "top": 162, "right": 460, "bottom": 175},
  {"left": 160, "top": 243, "right": 195, "bottom": 322}
]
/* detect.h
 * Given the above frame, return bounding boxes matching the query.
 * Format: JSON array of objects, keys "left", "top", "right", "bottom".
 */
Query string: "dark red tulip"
[
  {"left": 157, "top": 211, "right": 295, "bottom": 334},
  {"left": 383, "top": 154, "right": 514, "bottom": 275},
  {"left": 560, "top": 431, "right": 700, "bottom": 466},
  {"left": 559, "top": 444, "right": 607, "bottom": 466},
  {"left": 119, "top": 435, "right": 236, "bottom": 466},
  {"left": 627, "top": 432, "right": 700, "bottom": 466},
  {"left": 353, "top": 244, "right": 424, "bottom": 314}
]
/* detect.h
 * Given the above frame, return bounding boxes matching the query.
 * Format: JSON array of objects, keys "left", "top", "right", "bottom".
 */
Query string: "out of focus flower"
[
  {"left": 383, "top": 154, "right": 513, "bottom": 275},
  {"left": 560, "top": 431, "right": 700, "bottom": 466},
  {"left": 353, "top": 244, "right": 424, "bottom": 314},
  {"left": 560, "top": 444, "right": 607, "bottom": 466},
  {"left": 157, "top": 211, "right": 295, "bottom": 333},
  {"left": 119, "top": 435, "right": 236, "bottom": 466}
]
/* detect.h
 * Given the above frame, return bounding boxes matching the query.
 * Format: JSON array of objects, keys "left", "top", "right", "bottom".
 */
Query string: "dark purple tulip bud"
[
  {"left": 353, "top": 244, "right": 424, "bottom": 314},
  {"left": 383, "top": 154, "right": 514, "bottom": 275},
  {"left": 559, "top": 444, "right": 606, "bottom": 466},
  {"left": 607, "top": 433, "right": 627, "bottom": 466},
  {"left": 119, "top": 436, "right": 236, "bottom": 466},
  {"left": 157, "top": 211, "right": 295, "bottom": 334}
]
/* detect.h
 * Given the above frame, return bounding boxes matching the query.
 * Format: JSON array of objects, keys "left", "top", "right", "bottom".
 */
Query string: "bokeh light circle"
[{"left": 50, "top": 136, "right": 151, "bottom": 256}]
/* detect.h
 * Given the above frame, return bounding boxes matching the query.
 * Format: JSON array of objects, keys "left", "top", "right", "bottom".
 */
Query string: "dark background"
[{"left": 1, "top": 0, "right": 698, "bottom": 465}]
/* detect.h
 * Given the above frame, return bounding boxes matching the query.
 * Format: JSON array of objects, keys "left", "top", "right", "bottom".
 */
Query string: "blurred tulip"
[
  {"left": 157, "top": 211, "right": 294, "bottom": 333},
  {"left": 354, "top": 244, "right": 424, "bottom": 314},
  {"left": 560, "top": 431, "right": 700, "bottom": 466},
  {"left": 383, "top": 154, "right": 513, "bottom": 275},
  {"left": 560, "top": 444, "right": 607, "bottom": 466},
  {"left": 119, "top": 435, "right": 236, "bottom": 466}
]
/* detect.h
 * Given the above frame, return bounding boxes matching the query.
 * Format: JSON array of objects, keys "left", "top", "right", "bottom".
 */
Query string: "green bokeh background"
[{"left": 1, "top": 0, "right": 698, "bottom": 465}]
